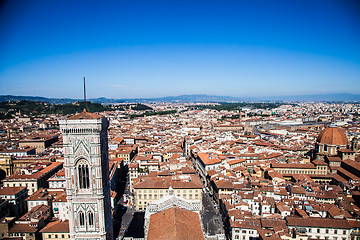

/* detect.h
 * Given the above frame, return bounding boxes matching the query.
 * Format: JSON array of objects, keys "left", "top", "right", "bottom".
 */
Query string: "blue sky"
[{"left": 0, "top": 0, "right": 359, "bottom": 99}]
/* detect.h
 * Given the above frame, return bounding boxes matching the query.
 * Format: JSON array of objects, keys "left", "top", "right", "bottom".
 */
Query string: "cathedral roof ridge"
[{"left": 68, "top": 109, "right": 102, "bottom": 120}]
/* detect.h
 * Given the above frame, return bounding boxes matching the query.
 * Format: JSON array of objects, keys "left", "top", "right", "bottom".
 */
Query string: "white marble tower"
[{"left": 60, "top": 110, "right": 113, "bottom": 240}]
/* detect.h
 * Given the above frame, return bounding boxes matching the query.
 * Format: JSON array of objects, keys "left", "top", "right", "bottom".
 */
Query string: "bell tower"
[
  {"left": 59, "top": 79, "right": 113, "bottom": 239},
  {"left": 60, "top": 111, "right": 113, "bottom": 240}
]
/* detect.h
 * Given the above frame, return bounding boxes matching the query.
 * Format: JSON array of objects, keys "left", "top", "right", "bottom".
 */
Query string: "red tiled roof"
[
  {"left": 198, "top": 152, "right": 221, "bottom": 165},
  {"left": 9, "top": 224, "right": 37, "bottom": 233},
  {"left": 134, "top": 175, "right": 202, "bottom": 189},
  {"left": 316, "top": 127, "right": 347, "bottom": 146},
  {"left": 40, "top": 220, "right": 69, "bottom": 233},
  {"left": 68, "top": 110, "right": 101, "bottom": 120},
  {"left": 147, "top": 207, "right": 205, "bottom": 240},
  {"left": 0, "top": 187, "right": 26, "bottom": 195},
  {"left": 271, "top": 163, "right": 316, "bottom": 169},
  {"left": 286, "top": 217, "right": 351, "bottom": 229}
]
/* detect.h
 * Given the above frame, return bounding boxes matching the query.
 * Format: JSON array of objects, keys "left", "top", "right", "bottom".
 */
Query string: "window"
[
  {"left": 78, "top": 160, "right": 90, "bottom": 189},
  {"left": 48, "top": 234, "right": 51, "bottom": 238},
  {"left": 62, "top": 234, "right": 65, "bottom": 238},
  {"left": 79, "top": 212, "right": 85, "bottom": 227},
  {"left": 55, "top": 235, "right": 58, "bottom": 238},
  {"left": 88, "top": 212, "right": 94, "bottom": 226}
]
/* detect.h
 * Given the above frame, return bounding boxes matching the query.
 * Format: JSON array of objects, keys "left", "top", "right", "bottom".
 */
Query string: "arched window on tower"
[
  {"left": 79, "top": 211, "right": 85, "bottom": 227},
  {"left": 77, "top": 159, "right": 90, "bottom": 189},
  {"left": 88, "top": 211, "right": 94, "bottom": 227}
]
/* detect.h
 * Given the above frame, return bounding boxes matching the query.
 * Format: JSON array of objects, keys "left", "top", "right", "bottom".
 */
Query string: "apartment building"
[{"left": 133, "top": 174, "right": 202, "bottom": 211}]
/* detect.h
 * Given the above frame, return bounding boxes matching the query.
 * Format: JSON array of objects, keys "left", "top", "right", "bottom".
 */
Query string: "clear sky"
[{"left": 0, "top": 0, "right": 359, "bottom": 99}]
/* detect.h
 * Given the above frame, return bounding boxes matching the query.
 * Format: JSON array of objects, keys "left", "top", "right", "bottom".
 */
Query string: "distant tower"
[
  {"left": 239, "top": 110, "right": 242, "bottom": 124},
  {"left": 6, "top": 124, "right": 11, "bottom": 143},
  {"left": 59, "top": 79, "right": 113, "bottom": 240}
]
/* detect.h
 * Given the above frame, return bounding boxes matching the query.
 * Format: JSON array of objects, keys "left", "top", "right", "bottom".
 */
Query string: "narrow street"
[
  {"left": 115, "top": 164, "right": 144, "bottom": 239},
  {"left": 201, "top": 191, "right": 224, "bottom": 236}
]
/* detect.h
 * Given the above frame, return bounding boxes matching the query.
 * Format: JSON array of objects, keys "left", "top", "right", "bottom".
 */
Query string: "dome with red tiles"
[{"left": 316, "top": 127, "right": 347, "bottom": 146}]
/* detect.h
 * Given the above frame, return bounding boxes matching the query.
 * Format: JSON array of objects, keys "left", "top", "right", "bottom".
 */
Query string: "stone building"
[{"left": 59, "top": 110, "right": 113, "bottom": 240}]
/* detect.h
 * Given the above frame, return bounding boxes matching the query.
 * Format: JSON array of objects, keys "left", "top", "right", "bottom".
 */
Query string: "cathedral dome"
[{"left": 316, "top": 127, "right": 347, "bottom": 146}]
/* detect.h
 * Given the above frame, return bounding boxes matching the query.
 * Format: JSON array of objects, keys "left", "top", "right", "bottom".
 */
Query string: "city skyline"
[{"left": 1, "top": 0, "right": 359, "bottom": 99}]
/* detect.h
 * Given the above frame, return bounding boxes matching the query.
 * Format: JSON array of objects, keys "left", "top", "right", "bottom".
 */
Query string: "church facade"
[{"left": 60, "top": 111, "right": 113, "bottom": 240}]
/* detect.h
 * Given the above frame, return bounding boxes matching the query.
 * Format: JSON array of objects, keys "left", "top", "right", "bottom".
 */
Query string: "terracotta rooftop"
[
  {"left": 286, "top": 217, "right": 351, "bottom": 229},
  {"left": 316, "top": 127, "right": 347, "bottom": 146},
  {"left": 8, "top": 223, "right": 37, "bottom": 233},
  {"left": 197, "top": 152, "right": 221, "bottom": 165},
  {"left": 68, "top": 110, "right": 101, "bottom": 120},
  {"left": 19, "top": 204, "right": 51, "bottom": 221},
  {"left": 271, "top": 163, "right": 316, "bottom": 169},
  {"left": 40, "top": 219, "right": 69, "bottom": 233},
  {"left": 147, "top": 207, "right": 205, "bottom": 240},
  {"left": 0, "top": 187, "right": 26, "bottom": 196},
  {"left": 134, "top": 175, "right": 202, "bottom": 189}
]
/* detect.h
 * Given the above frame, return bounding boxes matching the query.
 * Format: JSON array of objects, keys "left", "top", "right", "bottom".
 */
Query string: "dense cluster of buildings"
[{"left": 0, "top": 101, "right": 359, "bottom": 240}]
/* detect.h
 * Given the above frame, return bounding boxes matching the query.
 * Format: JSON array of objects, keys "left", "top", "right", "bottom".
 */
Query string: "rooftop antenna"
[{"left": 83, "top": 76, "right": 87, "bottom": 111}]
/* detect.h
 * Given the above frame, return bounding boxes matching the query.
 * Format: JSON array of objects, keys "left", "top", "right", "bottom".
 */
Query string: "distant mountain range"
[{"left": 0, "top": 93, "right": 359, "bottom": 104}]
